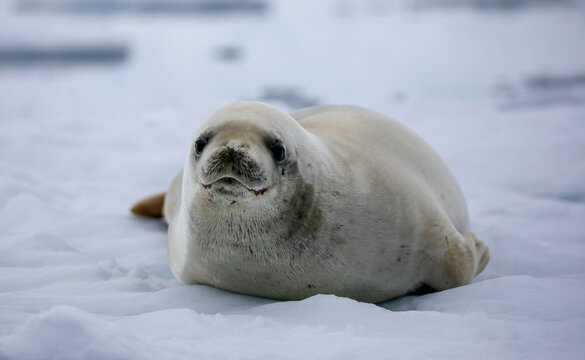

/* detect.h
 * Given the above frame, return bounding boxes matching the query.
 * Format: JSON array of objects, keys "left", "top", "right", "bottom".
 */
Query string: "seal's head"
[
  {"left": 169, "top": 102, "right": 326, "bottom": 299},
  {"left": 184, "top": 102, "right": 308, "bottom": 209}
]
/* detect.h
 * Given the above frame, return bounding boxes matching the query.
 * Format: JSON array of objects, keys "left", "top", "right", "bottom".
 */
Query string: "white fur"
[{"left": 164, "top": 102, "right": 489, "bottom": 302}]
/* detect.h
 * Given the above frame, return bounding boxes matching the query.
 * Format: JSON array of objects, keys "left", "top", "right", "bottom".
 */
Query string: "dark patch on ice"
[
  {"left": 18, "top": 0, "right": 269, "bottom": 16},
  {"left": 215, "top": 45, "right": 243, "bottom": 63},
  {"left": 539, "top": 192, "right": 585, "bottom": 204},
  {"left": 392, "top": 92, "right": 408, "bottom": 103},
  {"left": 407, "top": 0, "right": 577, "bottom": 12},
  {"left": 255, "top": 86, "right": 320, "bottom": 111},
  {"left": 0, "top": 44, "right": 128, "bottom": 67},
  {"left": 493, "top": 72, "right": 585, "bottom": 110},
  {"left": 526, "top": 73, "right": 585, "bottom": 92}
]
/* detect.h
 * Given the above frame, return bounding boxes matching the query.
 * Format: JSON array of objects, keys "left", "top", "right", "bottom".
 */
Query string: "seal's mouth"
[{"left": 202, "top": 176, "right": 268, "bottom": 197}]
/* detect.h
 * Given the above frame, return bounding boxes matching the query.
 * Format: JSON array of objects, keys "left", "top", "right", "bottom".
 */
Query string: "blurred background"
[
  {"left": 2, "top": 0, "right": 584, "bottom": 116},
  {"left": 1, "top": 0, "right": 584, "bottom": 199}
]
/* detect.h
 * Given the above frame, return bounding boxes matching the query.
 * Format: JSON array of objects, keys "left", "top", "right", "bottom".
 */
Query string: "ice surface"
[{"left": 1, "top": 0, "right": 584, "bottom": 359}]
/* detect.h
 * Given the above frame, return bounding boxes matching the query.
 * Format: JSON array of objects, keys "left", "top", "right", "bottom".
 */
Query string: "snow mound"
[{"left": 0, "top": 306, "right": 159, "bottom": 360}]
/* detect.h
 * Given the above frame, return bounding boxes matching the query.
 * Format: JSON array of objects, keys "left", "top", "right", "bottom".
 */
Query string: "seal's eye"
[
  {"left": 270, "top": 143, "right": 285, "bottom": 163},
  {"left": 195, "top": 139, "right": 208, "bottom": 156}
]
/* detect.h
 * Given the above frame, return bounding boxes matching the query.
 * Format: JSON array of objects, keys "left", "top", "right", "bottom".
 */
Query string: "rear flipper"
[
  {"left": 424, "top": 228, "right": 490, "bottom": 292},
  {"left": 471, "top": 232, "right": 490, "bottom": 276},
  {"left": 130, "top": 192, "right": 166, "bottom": 218}
]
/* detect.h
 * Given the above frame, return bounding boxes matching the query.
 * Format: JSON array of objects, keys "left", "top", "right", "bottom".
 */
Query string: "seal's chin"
[{"left": 202, "top": 177, "right": 268, "bottom": 199}]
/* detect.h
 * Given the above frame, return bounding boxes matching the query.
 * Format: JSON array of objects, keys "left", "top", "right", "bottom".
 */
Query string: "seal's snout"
[
  {"left": 212, "top": 145, "right": 258, "bottom": 176},
  {"left": 218, "top": 144, "right": 248, "bottom": 164},
  {"left": 200, "top": 142, "right": 268, "bottom": 194}
]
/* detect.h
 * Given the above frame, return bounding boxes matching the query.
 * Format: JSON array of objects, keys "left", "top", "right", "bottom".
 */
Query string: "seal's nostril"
[{"left": 225, "top": 141, "right": 247, "bottom": 152}]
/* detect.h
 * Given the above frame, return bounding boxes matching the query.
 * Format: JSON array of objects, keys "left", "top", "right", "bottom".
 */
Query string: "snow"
[{"left": 1, "top": 0, "right": 585, "bottom": 359}]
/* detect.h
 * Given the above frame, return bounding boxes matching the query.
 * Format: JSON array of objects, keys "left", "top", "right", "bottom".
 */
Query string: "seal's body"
[{"left": 132, "top": 102, "right": 489, "bottom": 302}]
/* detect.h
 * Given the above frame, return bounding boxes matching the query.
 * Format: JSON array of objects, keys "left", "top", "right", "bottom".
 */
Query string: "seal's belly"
[{"left": 176, "top": 230, "right": 421, "bottom": 303}]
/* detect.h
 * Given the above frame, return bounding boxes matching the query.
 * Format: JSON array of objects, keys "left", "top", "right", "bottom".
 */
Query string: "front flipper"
[{"left": 130, "top": 192, "right": 166, "bottom": 218}]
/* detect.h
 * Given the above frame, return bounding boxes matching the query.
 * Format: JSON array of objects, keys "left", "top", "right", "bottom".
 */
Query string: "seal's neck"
[{"left": 185, "top": 181, "right": 322, "bottom": 262}]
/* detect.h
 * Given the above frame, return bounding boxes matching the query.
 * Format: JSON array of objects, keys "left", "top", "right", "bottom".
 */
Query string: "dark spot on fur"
[
  {"left": 329, "top": 235, "right": 343, "bottom": 245},
  {"left": 282, "top": 181, "right": 323, "bottom": 256},
  {"left": 400, "top": 244, "right": 406, "bottom": 248},
  {"left": 249, "top": 246, "right": 254, "bottom": 255},
  {"left": 289, "top": 184, "right": 321, "bottom": 235},
  {"left": 307, "top": 284, "right": 314, "bottom": 288},
  {"left": 420, "top": 249, "right": 432, "bottom": 261},
  {"left": 396, "top": 256, "right": 402, "bottom": 262},
  {"left": 328, "top": 223, "right": 345, "bottom": 246},
  {"left": 445, "top": 236, "right": 449, "bottom": 245}
]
